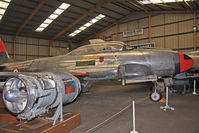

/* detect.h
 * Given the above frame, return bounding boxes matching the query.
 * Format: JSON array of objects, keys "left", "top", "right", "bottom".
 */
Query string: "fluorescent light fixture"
[
  {"left": 35, "top": 2, "right": 70, "bottom": 32},
  {"left": 79, "top": 26, "right": 87, "bottom": 30},
  {"left": 35, "top": 27, "right": 45, "bottom": 32},
  {"left": 0, "top": 0, "right": 11, "bottom": 21},
  {"left": 0, "top": 9, "right": 5, "bottom": 14},
  {"left": 59, "top": 3, "right": 70, "bottom": 10},
  {"left": 139, "top": 0, "right": 188, "bottom": 4},
  {"left": 69, "top": 14, "right": 106, "bottom": 37}
]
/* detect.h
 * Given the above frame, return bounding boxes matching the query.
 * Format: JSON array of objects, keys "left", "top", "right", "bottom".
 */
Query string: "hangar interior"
[{"left": 0, "top": 0, "right": 199, "bottom": 133}]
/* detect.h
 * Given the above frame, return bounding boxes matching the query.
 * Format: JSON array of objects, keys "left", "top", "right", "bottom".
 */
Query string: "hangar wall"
[
  {"left": 99, "top": 13, "right": 199, "bottom": 52},
  {"left": 0, "top": 34, "right": 72, "bottom": 61}
]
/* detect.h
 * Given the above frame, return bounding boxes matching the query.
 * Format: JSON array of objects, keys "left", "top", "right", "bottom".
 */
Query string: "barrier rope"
[{"left": 83, "top": 96, "right": 149, "bottom": 133}]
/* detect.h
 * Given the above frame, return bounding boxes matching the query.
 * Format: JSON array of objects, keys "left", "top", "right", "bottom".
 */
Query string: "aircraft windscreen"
[{"left": 69, "top": 43, "right": 124, "bottom": 55}]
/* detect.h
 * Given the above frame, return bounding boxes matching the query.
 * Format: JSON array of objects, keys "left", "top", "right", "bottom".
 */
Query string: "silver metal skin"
[{"left": 0, "top": 40, "right": 182, "bottom": 80}]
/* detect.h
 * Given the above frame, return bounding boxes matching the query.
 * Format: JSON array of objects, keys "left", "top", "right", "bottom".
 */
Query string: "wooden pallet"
[{"left": 0, "top": 112, "right": 81, "bottom": 133}]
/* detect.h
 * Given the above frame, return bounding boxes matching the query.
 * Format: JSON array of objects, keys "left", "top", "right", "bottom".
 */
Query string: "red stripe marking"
[
  {"left": 0, "top": 40, "right": 6, "bottom": 52},
  {"left": 99, "top": 57, "right": 104, "bottom": 62},
  {"left": 73, "top": 72, "right": 89, "bottom": 77}
]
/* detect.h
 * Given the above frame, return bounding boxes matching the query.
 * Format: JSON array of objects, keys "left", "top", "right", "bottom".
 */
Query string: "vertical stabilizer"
[{"left": 0, "top": 40, "right": 11, "bottom": 64}]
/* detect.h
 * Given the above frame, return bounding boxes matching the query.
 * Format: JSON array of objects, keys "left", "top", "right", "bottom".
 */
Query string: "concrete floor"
[{"left": 64, "top": 80, "right": 199, "bottom": 133}]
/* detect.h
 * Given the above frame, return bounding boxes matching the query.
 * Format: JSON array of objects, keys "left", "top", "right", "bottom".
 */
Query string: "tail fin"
[{"left": 0, "top": 40, "right": 11, "bottom": 64}]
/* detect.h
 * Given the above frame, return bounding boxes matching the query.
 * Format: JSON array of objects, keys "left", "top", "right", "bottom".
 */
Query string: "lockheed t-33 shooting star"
[{"left": 0, "top": 39, "right": 193, "bottom": 123}]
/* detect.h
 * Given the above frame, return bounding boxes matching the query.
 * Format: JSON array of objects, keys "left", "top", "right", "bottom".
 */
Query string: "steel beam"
[
  {"left": 14, "top": 0, "right": 46, "bottom": 37},
  {"left": 12, "top": 0, "right": 46, "bottom": 59},
  {"left": 194, "top": 12, "right": 197, "bottom": 51},
  {"left": 149, "top": 15, "right": 152, "bottom": 43},
  {"left": 126, "top": 0, "right": 148, "bottom": 12},
  {"left": 184, "top": 0, "right": 192, "bottom": 10}
]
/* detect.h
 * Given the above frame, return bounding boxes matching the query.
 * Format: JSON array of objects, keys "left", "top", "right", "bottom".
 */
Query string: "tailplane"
[{"left": 0, "top": 40, "right": 11, "bottom": 64}]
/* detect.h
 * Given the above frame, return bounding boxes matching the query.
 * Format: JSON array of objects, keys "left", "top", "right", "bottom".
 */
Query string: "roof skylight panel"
[
  {"left": 35, "top": 2, "right": 70, "bottom": 32},
  {"left": 0, "top": 0, "right": 11, "bottom": 21},
  {"left": 68, "top": 14, "right": 106, "bottom": 37}
]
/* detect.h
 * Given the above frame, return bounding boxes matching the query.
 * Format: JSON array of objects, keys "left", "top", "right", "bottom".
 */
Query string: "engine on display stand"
[{"left": 2, "top": 72, "right": 81, "bottom": 125}]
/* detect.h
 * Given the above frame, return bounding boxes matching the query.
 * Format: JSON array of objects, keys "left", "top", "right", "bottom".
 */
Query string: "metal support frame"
[
  {"left": 160, "top": 86, "right": 174, "bottom": 111},
  {"left": 160, "top": 78, "right": 174, "bottom": 111},
  {"left": 149, "top": 15, "right": 152, "bottom": 43},
  {"left": 46, "top": 91, "right": 63, "bottom": 125},
  {"left": 194, "top": 12, "right": 197, "bottom": 51},
  {"left": 12, "top": 0, "right": 46, "bottom": 59}
]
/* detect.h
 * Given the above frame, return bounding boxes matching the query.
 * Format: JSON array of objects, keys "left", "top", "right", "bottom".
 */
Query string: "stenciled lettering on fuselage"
[{"left": 76, "top": 60, "right": 95, "bottom": 66}]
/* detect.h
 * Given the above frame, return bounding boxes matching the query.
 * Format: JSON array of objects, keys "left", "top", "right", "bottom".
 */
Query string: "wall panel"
[
  {"left": 139, "top": 18, "right": 148, "bottom": 28},
  {"left": 151, "top": 15, "right": 164, "bottom": 26},
  {"left": 165, "top": 23, "right": 178, "bottom": 35},
  {"left": 16, "top": 44, "right": 26, "bottom": 55},
  {"left": 179, "top": 33, "right": 193, "bottom": 48},
  {"left": 151, "top": 26, "right": 164, "bottom": 37},
  {"left": 27, "top": 45, "right": 38, "bottom": 55},
  {"left": 0, "top": 34, "right": 69, "bottom": 61},
  {"left": 179, "top": 20, "right": 193, "bottom": 33},
  {"left": 38, "top": 46, "right": 48, "bottom": 56},
  {"left": 15, "top": 55, "right": 26, "bottom": 61},
  {"left": 153, "top": 38, "right": 164, "bottom": 48},
  {"left": 165, "top": 36, "right": 178, "bottom": 49}
]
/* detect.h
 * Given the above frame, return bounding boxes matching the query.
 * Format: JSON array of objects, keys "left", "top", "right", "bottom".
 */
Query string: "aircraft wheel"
[{"left": 149, "top": 91, "right": 162, "bottom": 102}]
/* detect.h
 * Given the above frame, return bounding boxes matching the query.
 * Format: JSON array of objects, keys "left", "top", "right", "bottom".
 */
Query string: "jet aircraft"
[{"left": 0, "top": 39, "right": 194, "bottom": 102}]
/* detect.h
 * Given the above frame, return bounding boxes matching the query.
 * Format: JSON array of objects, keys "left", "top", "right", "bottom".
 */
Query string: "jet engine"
[{"left": 2, "top": 72, "right": 81, "bottom": 125}]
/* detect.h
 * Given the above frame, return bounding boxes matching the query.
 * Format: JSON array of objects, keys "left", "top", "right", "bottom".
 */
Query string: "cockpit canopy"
[{"left": 69, "top": 39, "right": 124, "bottom": 55}]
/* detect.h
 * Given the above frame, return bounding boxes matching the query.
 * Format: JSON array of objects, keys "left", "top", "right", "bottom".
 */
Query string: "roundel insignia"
[{"left": 12, "top": 67, "right": 19, "bottom": 72}]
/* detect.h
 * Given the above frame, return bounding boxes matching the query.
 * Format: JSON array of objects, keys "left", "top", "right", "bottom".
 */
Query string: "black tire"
[{"left": 149, "top": 91, "right": 162, "bottom": 102}]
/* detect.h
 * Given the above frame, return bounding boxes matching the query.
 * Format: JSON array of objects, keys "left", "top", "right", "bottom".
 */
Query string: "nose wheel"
[
  {"left": 149, "top": 81, "right": 163, "bottom": 102},
  {"left": 150, "top": 91, "right": 162, "bottom": 102}
]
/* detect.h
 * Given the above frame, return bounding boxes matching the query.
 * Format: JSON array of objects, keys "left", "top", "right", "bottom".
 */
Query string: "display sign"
[
  {"left": 131, "top": 42, "right": 155, "bottom": 49},
  {"left": 123, "top": 29, "right": 143, "bottom": 37}
]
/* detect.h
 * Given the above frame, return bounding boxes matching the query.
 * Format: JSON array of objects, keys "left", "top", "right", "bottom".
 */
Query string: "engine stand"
[{"left": 46, "top": 92, "right": 63, "bottom": 125}]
